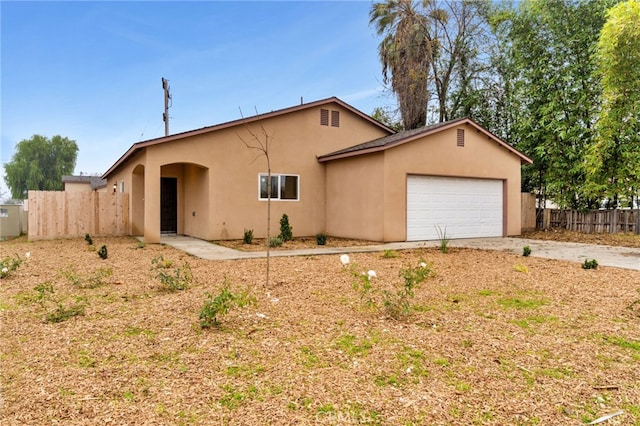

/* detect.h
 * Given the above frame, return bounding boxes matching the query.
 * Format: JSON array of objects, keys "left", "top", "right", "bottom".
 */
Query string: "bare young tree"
[{"left": 236, "top": 109, "right": 275, "bottom": 288}]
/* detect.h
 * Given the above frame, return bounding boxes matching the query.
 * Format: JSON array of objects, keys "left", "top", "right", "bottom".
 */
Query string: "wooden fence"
[
  {"left": 521, "top": 193, "right": 537, "bottom": 232},
  {"left": 28, "top": 191, "right": 129, "bottom": 240},
  {"left": 537, "top": 208, "right": 640, "bottom": 234}
]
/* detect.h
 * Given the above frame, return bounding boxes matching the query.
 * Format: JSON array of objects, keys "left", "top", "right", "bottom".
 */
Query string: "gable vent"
[
  {"left": 320, "top": 109, "right": 329, "bottom": 126},
  {"left": 457, "top": 128, "right": 465, "bottom": 147},
  {"left": 331, "top": 110, "right": 340, "bottom": 127}
]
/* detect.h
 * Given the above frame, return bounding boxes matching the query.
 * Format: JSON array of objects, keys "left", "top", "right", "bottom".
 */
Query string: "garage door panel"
[{"left": 407, "top": 176, "right": 503, "bottom": 241}]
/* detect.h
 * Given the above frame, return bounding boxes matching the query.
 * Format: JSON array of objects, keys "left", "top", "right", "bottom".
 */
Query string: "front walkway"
[{"left": 159, "top": 235, "right": 640, "bottom": 271}]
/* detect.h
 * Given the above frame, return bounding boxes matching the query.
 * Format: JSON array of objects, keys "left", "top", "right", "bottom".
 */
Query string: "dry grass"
[{"left": 1, "top": 235, "right": 640, "bottom": 425}]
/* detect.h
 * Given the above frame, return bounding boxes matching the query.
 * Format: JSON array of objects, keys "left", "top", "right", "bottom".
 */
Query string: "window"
[
  {"left": 457, "top": 128, "right": 465, "bottom": 147},
  {"left": 259, "top": 174, "right": 299, "bottom": 200},
  {"left": 120, "top": 181, "right": 125, "bottom": 193}
]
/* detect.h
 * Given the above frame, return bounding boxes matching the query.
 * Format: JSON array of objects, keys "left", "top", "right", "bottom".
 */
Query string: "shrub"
[
  {"left": 316, "top": 232, "right": 327, "bottom": 245},
  {"left": 84, "top": 233, "right": 94, "bottom": 245},
  {"left": 243, "top": 229, "right": 254, "bottom": 244},
  {"left": 64, "top": 267, "right": 113, "bottom": 289},
  {"left": 383, "top": 261, "right": 433, "bottom": 319},
  {"left": 582, "top": 259, "right": 598, "bottom": 270},
  {"left": 269, "top": 237, "right": 283, "bottom": 248},
  {"left": 342, "top": 255, "right": 433, "bottom": 320},
  {"left": 523, "top": 246, "right": 531, "bottom": 257},
  {"left": 279, "top": 214, "right": 293, "bottom": 242},
  {"left": 1, "top": 254, "right": 23, "bottom": 279},
  {"left": 199, "top": 279, "right": 255, "bottom": 328},
  {"left": 31, "top": 281, "right": 86, "bottom": 323},
  {"left": 151, "top": 255, "right": 192, "bottom": 291},
  {"left": 97, "top": 245, "right": 108, "bottom": 260}
]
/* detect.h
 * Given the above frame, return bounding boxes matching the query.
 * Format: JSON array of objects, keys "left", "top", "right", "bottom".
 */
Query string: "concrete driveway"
[{"left": 159, "top": 235, "right": 640, "bottom": 271}]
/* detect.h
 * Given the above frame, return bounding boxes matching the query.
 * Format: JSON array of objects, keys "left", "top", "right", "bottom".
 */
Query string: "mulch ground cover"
[{"left": 1, "top": 232, "right": 639, "bottom": 425}]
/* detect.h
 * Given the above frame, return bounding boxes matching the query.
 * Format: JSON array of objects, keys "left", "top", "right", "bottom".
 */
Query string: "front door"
[{"left": 160, "top": 177, "right": 177, "bottom": 234}]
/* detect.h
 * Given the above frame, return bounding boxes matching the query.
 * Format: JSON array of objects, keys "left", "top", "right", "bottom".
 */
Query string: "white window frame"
[{"left": 258, "top": 173, "right": 300, "bottom": 201}]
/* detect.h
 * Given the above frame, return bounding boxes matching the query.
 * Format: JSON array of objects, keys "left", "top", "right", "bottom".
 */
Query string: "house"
[
  {"left": 102, "top": 97, "right": 532, "bottom": 244},
  {"left": 62, "top": 175, "right": 108, "bottom": 192}
]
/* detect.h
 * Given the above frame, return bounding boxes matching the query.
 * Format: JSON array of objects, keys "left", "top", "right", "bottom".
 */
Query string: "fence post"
[{"left": 636, "top": 209, "right": 640, "bottom": 235}]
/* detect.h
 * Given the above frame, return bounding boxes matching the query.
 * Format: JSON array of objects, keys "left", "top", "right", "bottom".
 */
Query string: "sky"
[{"left": 0, "top": 0, "right": 395, "bottom": 199}]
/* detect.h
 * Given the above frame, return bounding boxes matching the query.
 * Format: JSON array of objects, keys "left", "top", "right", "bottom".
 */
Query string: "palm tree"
[{"left": 370, "top": 0, "right": 433, "bottom": 130}]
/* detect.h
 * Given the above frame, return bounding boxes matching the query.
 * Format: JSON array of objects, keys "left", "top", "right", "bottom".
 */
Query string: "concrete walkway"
[{"left": 159, "top": 235, "right": 640, "bottom": 271}]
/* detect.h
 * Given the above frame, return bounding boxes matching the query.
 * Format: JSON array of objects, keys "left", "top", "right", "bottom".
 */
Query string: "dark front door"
[{"left": 160, "top": 177, "right": 177, "bottom": 234}]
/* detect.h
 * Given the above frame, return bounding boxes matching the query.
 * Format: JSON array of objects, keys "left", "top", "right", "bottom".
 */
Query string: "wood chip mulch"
[{"left": 1, "top": 233, "right": 639, "bottom": 425}]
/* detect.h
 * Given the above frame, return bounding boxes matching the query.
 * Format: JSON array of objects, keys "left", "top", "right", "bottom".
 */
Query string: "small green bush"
[
  {"left": 1, "top": 254, "right": 23, "bottom": 279},
  {"left": 269, "top": 237, "right": 283, "bottom": 248},
  {"left": 199, "top": 279, "right": 255, "bottom": 328},
  {"left": 523, "top": 246, "right": 531, "bottom": 257},
  {"left": 279, "top": 214, "right": 293, "bottom": 242},
  {"left": 316, "top": 232, "right": 327, "bottom": 246},
  {"left": 151, "top": 255, "right": 192, "bottom": 291},
  {"left": 31, "top": 281, "right": 86, "bottom": 323},
  {"left": 343, "top": 256, "right": 433, "bottom": 320},
  {"left": 84, "top": 233, "right": 94, "bottom": 245},
  {"left": 97, "top": 245, "right": 108, "bottom": 260},
  {"left": 243, "top": 229, "right": 254, "bottom": 244},
  {"left": 582, "top": 259, "right": 598, "bottom": 270}
]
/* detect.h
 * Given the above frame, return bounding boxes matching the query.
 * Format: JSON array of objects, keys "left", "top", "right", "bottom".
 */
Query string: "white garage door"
[{"left": 407, "top": 175, "right": 503, "bottom": 241}]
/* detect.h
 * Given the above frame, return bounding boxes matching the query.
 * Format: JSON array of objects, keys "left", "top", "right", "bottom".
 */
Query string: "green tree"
[
  {"left": 370, "top": 0, "right": 433, "bottom": 130},
  {"left": 371, "top": 106, "right": 403, "bottom": 131},
  {"left": 4, "top": 135, "right": 78, "bottom": 199},
  {"left": 586, "top": 0, "right": 640, "bottom": 207},
  {"left": 499, "top": 0, "right": 615, "bottom": 209}
]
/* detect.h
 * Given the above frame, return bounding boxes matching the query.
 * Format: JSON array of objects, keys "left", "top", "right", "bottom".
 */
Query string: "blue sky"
[{"left": 1, "top": 0, "right": 394, "bottom": 198}]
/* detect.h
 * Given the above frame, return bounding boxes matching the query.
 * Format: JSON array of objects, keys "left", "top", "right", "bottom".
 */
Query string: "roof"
[
  {"left": 62, "top": 175, "right": 108, "bottom": 190},
  {"left": 102, "top": 97, "right": 395, "bottom": 178},
  {"left": 317, "top": 117, "right": 533, "bottom": 165}
]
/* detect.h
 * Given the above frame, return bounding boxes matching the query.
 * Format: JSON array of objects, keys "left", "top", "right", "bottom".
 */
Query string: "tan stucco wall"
[
  {"left": 325, "top": 153, "right": 385, "bottom": 241},
  {"left": 64, "top": 182, "right": 92, "bottom": 192},
  {"left": 106, "top": 102, "right": 390, "bottom": 242},
  {"left": 325, "top": 123, "right": 523, "bottom": 242}
]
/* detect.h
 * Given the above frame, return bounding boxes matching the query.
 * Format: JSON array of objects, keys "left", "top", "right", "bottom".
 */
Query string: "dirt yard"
[{"left": 1, "top": 232, "right": 639, "bottom": 425}]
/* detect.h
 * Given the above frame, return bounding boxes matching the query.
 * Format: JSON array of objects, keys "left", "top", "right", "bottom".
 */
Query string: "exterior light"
[{"left": 113, "top": 183, "right": 117, "bottom": 193}]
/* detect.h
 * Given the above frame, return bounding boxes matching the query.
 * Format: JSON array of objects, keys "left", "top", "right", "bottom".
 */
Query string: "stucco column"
[{"left": 144, "top": 164, "right": 161, "bottom": 243}]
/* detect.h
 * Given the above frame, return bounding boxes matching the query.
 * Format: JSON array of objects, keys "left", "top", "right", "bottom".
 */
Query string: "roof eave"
[
  {"left": 103, "top": 96, "right": 394, "bottom": 178},
  {"left": 319, "top": 118, "right": 533, "bottom": 165}
]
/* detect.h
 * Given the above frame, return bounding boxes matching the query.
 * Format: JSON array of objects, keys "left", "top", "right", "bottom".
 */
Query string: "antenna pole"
[{"left": 162, "top": 77, "right": 171, "bottom": 136}]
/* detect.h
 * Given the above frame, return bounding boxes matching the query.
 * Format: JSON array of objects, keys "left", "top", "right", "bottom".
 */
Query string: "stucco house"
[
  {"left": 102, "top": 97, "right": 532, "bottom": 244},
  {"left": 62, "top": 175, "right": 108, "bottom": 192}
]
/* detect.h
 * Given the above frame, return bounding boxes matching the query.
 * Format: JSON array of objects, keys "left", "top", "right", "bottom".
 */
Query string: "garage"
[{"left": 407, "top": 175, "right": 503, "bottom": 241}]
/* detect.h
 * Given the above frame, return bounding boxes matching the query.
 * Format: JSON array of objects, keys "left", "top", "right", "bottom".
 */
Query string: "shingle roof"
[
  {"left": 102, "top": 97, "right": 395, "bottom": 178},
  {"left": 62, "top": 175, "right": 107, "bottom": 190},
  {"left": 317, "top": 117, "right": 532, "bottom": 164}
]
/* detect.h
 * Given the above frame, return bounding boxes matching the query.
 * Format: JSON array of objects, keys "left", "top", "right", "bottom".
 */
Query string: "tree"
[
  {"left": 236, "top": 111, "right": 274, "bottom": 288},
  {"left": 4, "top": 135, "right": 78, "bottom": 199},
  {"left": 586, "top": 0, "right": 640, "bottom": 207},
  {"left": 497, "top": 0, "right": 614, "bottom": 209},
  {"left": 426, "top": 0, "right": 493, "bottom": 123},
  {"left": 371, "top": 106, "right": 403, "bottom": 131},
  {"left": 370, "top": 0, "right": 433, "bottom": 130}
]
